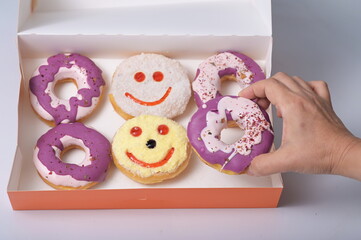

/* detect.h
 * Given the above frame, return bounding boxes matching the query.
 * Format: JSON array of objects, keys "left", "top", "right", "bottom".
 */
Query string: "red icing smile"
[
  {"left": 126, "top": 148, "right": 175, "bottom": 168},
  {"left": 125, "top": 87, "right": 172, "bottom": 106}
]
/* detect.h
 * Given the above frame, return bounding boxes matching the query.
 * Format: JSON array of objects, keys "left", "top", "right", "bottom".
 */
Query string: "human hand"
[{"left": 239, "top": 72, "right": 361, "bottom": 180}]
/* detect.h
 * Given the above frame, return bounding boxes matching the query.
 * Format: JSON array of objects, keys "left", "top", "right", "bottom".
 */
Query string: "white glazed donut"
[
  {"left": 29, "top": 53, "right": 105, "bottom": 125},
  {"left": 109, "top": 53, "right": 191, "bottom": 119}
]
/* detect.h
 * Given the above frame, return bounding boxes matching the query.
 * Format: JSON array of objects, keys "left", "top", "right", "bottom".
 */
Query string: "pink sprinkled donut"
[
  {"left": 192, "top": 51, "right": 265, "bottom": 108},
  {"left": 187, "top": 96, "right": 274, "bottom": 174},
  {"left": 29, "top": 53, "right": 105, "bottom": 125}
]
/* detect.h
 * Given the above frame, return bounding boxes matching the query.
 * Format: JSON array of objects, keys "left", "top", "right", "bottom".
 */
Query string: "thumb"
[{"left": 247, "top": 149, "right": 291, "bottom": 176}]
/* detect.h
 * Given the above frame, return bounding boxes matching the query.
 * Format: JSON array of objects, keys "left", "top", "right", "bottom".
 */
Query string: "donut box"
[{"left": 7, "top": 0, "right": 283, "bottom": 210}]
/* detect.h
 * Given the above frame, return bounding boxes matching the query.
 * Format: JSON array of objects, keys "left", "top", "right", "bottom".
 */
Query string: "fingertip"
[
  {"left": 254, "top": 98, "right": 271, "bottom": 110},
  {"left": 246, "top": 166, "right": 257, "bottom": 176},
  {"left": 247, "top": 155, "right": 268, "bottom": 177},
  {"left": 247, "top": 150, "right": 289, "bottom": 176},
  {"left": 238, "top": 85, "right": 252, "bottom": 98}
]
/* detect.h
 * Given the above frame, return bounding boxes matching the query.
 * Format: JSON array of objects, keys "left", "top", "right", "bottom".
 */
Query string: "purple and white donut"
[
  {"left": 29, "top": 53, "right": 105, "bottom": 125},
  {"left": 192, "top": 51, "right": 266, "bottom": 108},
  {"left": 187, "top": 96, "right": 274, "bottom": 174},
  {"left": 33, "top": 122, "right": 111, "bottom": 190}
]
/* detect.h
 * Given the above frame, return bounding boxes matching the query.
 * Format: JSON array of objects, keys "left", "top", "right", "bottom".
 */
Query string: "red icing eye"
[
  {"left": 153, "top": 71, "right": 164, "bottom": 82},
  {"left": 158, "top": 125, "right": 169, "bottom": 135},
  {"left": 130, "top": 126, "right": 142, "bottom": 137},
  {"left": 134, "top": 72, "right": 145, "bottom": 82}
]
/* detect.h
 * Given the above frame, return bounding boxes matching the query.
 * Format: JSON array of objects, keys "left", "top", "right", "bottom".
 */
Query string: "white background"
[{"left": 1, "top": 0, "right": 361, "bottom": 239}]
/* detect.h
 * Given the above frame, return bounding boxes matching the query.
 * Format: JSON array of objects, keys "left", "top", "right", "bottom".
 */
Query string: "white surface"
[{"left": 1, "top": 1, "right": 361, "bottom": 240}]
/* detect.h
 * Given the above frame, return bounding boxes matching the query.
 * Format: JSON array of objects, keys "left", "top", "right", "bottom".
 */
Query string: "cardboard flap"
[{"left": 18, "top": 0, "right": 272, "bottom": 36}]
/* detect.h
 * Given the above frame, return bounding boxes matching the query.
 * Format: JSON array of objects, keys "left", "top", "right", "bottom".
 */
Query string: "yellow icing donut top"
[{"left": 112, "top": 115, "right": 189, "bottom": 178}]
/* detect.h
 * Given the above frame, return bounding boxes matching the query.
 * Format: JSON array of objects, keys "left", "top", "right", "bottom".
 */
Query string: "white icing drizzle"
[
  {"left": 56, "top": 135, "right": 92, "bottom": 167},
  {"left": 200, "top": 97, "right": 272, "bottom": 156},
  {"left": 30, "top": 91, "right": 54, "bottom": 120},
  {"left": 48, "top": 65, "right": 90, "bottom": 110},
  {"left": 193, "top": 52, "right": 254, "bottom": 103},
  {"left": 30, "top": 64, "right": 101, "bottom": 122}
]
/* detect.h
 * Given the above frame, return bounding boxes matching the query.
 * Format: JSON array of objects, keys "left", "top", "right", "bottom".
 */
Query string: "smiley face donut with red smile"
[
  {"left": 109, "top": 53, "right": 191, "bottom": 119},
  {"left": 112, "top": 115, "right": 191, "bottom": 184}
]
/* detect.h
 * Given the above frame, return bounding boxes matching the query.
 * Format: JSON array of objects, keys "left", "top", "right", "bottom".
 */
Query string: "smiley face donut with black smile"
[
  {"left": 112, "top": 115, "right": 191, "bottom": 184},
  {"left": 109, "top": 53, "right": 191, "bottom": 119}
]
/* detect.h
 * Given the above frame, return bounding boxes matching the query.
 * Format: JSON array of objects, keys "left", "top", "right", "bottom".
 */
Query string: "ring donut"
[
  {"left": 192, "top": 51, "right": 265, "bottom": 108},
  {"left": 187, "top": 96, "right": 273, "bottom": 174},
  {"left": 33, "top": 122, "right": 112, "bottom": 190},
  {"left": 29, "top": 53, "right": 105, "bottom": 125}
]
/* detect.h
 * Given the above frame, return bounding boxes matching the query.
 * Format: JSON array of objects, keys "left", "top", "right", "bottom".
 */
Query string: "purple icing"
[
  {"left": 218, "top": 67, "right": 237, "bottom": 78},
  {"left": 187, "top": 96, "right": 274, "bottom": 173},
  {"left": 36, "top": 122, "right": 111, "bottom": 182},
  {"left": 193, "top": 51, "right": 266, "bottom": 107},
  {"left": 29, "top": 53, "right": 105, "bottom": 125},
  {"left": 226, "top": 51, "right": 266, "bottom": 82}
]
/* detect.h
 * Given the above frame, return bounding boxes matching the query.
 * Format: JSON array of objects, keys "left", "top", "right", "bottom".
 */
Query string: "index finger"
[{"left": 238, "top": 78, "right": 292, "bottom": 107}]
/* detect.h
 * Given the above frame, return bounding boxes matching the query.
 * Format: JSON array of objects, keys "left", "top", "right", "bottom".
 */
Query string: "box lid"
[{"left": 18, "top": 0, "right": 272, "bottom": 36}]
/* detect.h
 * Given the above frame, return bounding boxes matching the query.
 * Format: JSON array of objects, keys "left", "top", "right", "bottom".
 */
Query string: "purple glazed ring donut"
[
  {"left": 29, "top": 53, "right": 105, "bottom": 125},
  {"left": 33, "top": 122, "right": 112, "bottom": 190},
  {"left": 187, "top": 96, "right": 274, "bottom": 174},
  {"left": 192, "top": 51, "right": 266, "bottom": 108}
]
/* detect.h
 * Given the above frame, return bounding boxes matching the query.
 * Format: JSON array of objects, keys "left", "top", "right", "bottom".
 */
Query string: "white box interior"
[
  {"left": 8, "top": 0, "right": 282, "bottom": 192},
  {"left": 18, "top": 0, "right": 272, "bottom": 36}
]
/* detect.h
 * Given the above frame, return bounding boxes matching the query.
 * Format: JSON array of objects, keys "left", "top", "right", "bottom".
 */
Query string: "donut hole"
[
  {"left": 54, "top": 78, "right": 78, "bottom": 101},
  {"left": 219, "top": 76, "right": 241, "bottom": 96},
  {"left": 220, "top": 124, "right": 245, "bottom": 145},
  {"left": 60, "top": 146, "right": 86, "bottom": 165}
]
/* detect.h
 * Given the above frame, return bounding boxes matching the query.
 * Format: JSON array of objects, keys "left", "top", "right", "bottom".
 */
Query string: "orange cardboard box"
[{"left": 7, "top": 0, "right": 283, "bottom": 210}]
